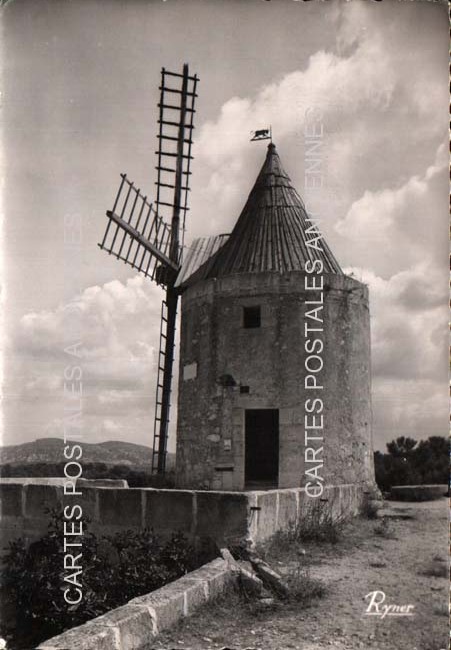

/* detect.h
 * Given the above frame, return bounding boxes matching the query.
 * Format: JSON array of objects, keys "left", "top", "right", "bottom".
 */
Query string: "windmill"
[{"left": 98, "top": 64, "right": 199, "bottom": 475}]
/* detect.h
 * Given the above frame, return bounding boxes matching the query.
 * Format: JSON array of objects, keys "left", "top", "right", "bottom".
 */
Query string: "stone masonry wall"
[
  {"left": 176, "top": 271, "right": 375, "bottom": 491},
  {"left": 0, "top": 481, "right": 368, "bottom": 570}
]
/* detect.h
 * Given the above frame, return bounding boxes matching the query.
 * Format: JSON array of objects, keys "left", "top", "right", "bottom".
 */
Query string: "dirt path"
[{"left": 152, "top": 499, "right": 448, "bottom": 650}]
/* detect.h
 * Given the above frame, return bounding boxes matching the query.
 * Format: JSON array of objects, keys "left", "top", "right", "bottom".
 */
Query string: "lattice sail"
[
  {"left": 98, "top": 174, "right": 178, "bottom": 287},
  {"left": 98, "top": 63, "right": 199, "bottom": 476},
  {"left": 155, "top": 65, "right": 198, "bottom": 264}
]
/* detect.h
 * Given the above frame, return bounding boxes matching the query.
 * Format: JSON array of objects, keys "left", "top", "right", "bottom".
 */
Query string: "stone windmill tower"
[
  {"left": 175, "top": 143, "right": 375, "bottom": 492},
  {"left": 99, "top": 65, "right": 375, "bottom": 494}
]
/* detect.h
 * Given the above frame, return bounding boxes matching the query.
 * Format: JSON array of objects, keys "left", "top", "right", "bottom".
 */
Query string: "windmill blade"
[
  {"left": 155, "top": 64, "right": 199, "bottom": 264},
  {"left": 151, "top": 295, "right": 178, "bottom": 475},
  {"left": 99, "top": 64, "right": 199, "bottom": 476},
  {"left": 148, "top": 64, "right": 199, "bottom": 475},
  {"left": 98, "top": 174, "right": 178, "bottom": 287}
]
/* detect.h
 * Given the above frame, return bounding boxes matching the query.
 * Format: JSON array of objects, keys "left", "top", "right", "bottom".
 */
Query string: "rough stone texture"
[
  {"left": 37, "top": 621, "right": 121, "bottom": 649},
  {"left": 0, "top": 478, "right": 128, "bottom": 487},
  {"left": 277, "top": 489, "right": 298, "bottom": 528},
  {"left": 97, "top": 488, "right": 143, "bottom": 528},
  {"left": 78, "top": 478, "right": 128, "bottom": 488},
  {"left": 0, "top": 483, "right": 366, "bottom": 571},
  {"left": 0, "top": 483, "right": 23, "bottom": 517},
  {"left": 23, "top": 484, "right": 63, "bottom": 518},
  {"left": 88, "top": 605, "right": 156, "bottom": 649},
  {"left": 77, "top": 484, "right": 99, "bottom": 523},
  {"left": 144, "top": 489, "right": 194, "bottom": 536},
  {"left": 176, "top": 270, "right": 376, "bottom": 491},
  {"left": 38, "top": 558, "right": 235, "bottom": 649},
  {"left": 196, "top": 491, "right": 249, "bottom": 545},
  {"left": 252, "top": 491, "right": 279, "bottom": 539},
  {"left": 131, "top": 585, "right": 184, "bottom": 632}
]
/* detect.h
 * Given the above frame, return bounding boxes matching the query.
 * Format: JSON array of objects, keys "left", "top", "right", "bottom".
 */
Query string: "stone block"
[
  {"left": 130, "top": 585, "right": 185, "bottom": 632},
  {"left": 188, "top": 557, "right": 235, "bottom": 597},
  {"left": 98, "top": 488, "right": 142, "bottom": 528},
  {"left": 144, "top": 490, "right": 194, "bottom": 535},
  {"left": 277, "top": 490, "right": 298, "bottom": 530},
  {"left": 0, "top": 484, "right": 23, "bottom": 517},
  {"left": 232, "top": 408, "right": 243, "bottom": 426},
  {"left": 78, "top": 478, "right": 128, "bottom": 488},
  {"left": 253, "top": 491, "right": 278, "bottom": 539},
  {"left": 37, "top": 621, "right": 121, "bottom": 650},
  {"left": 220, "top": 548, "right": 236, "bottom": 564},
  {"left": 279, "top": 408, "right": 294, "bottom": 425},
  {"left": 77, "top": 486, "right": 98, "bottom": 523},
  {"left": 176, "top": 575, "right": 209, "bottom": 613},
  {"left": 24, "top": 485, "right": 62, "bottom": 519},
  {"left": 90, "top": 604, "right": 156, "bottom": 649},
  {"left": 0, "top": 522, "right": 25, "bottom": 550},
  {"left": 196, "top": 492, "right": 249, "bottom": 544}
]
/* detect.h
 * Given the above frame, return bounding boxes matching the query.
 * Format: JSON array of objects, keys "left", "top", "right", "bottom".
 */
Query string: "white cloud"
[
  {"left": 6, "top": 2, "right": 447, "bottom": 454},
  {"left": 335, "top": 144, "right": 447, "bottom": 277},
  {"left": 372, "top": 378, "right": 447, "bottom": 450},
  {"left": 189, "top": 3, "right": 447, "bottom": 246},
  {"left": 343, "top": 264, "right": 447, "bottom": 449},
  {"left": 191, "top": 32, "right": 397, "bottom": 238},
  {"left": 18, "top": 275, "right": 162, "bottom": 370},
  {"left": 350, "top": 265, "right": 447, "bottom": 382},
  {"left": 12, "top": 275, "right": 179, "bottom": 448}
]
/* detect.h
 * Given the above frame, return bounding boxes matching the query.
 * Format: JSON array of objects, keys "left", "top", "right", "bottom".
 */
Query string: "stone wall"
[
  {"left": 0, "top": 480, "right": 368, "bottom": 567},
  {"left": 176, "top": 270, "right": 375, "bottom": 491},
  {"left": 37, "top": 557, "right": 236, "bottom": 650}
]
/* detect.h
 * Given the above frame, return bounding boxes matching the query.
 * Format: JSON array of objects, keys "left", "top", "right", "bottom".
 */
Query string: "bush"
[
  {"left": 0, "top": 462, "right": 176, "bottom": 488},
  {"left": 294, "top": 501, "right": 347, "bottom": 544},
  {"left": 286, "top": 568, "right": 327, "bottom": 606},
  {"left": 1, "top": 509, "right": 196, "bottom": 649},
  {"left": 360, "top": 495, "right": 381, "bottom": 519},
  {"left": 373, "top": 517, "right": 397, "bottom": 540},
  {"left": 264, "top": 501, "right": 348, "bottom": 556}
]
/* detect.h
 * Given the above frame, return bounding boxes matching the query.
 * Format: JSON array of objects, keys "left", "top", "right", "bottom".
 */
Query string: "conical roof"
[{"left": 205, "top": 143, "right": 342, "bottom": 278}]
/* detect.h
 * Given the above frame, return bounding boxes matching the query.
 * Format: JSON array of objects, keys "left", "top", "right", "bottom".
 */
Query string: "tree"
[
  {"left": 375, "top": 435, "right": 449, "bottom": 491},
  {"left": 386, "top": 436, "right": 417, "bottom": 458}
]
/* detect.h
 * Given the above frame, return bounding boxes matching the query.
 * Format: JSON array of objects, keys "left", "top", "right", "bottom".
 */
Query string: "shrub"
[
  {"left": 0, "top": 462, "right": 176, "bottom": 488},
  {"left": 373, "top": 517, "right": 397, "bottom": 540},
  {"left": 295, "top": 501, "right": 347, "bottom": 544},
  {"left": 285, "top": 562, "right": 327, "bottom": 606},
  {"left": 1, "top": 509, "right": 196, "bottom": 649},
  {"left": 360, "top": 495, "right": 381, "bottom": 520}
]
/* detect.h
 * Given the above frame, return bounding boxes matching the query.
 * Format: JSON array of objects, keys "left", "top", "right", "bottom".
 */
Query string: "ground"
[{"left": 152, "top": 498, "right": 448, "bottom": 650}]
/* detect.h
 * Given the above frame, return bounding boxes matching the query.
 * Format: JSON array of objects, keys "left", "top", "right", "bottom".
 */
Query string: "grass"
[
  {"left": 263, "top": 500, "right": 349, "bottom": 556},
  {"left": 295, "top": 501, "right": 348, "bottom": 544},
  {"left": 373, "top": 517, "right": 398, "bottom": 539},
  {"left": 285, "top": 562, "right": 327, "bottom": 606}
]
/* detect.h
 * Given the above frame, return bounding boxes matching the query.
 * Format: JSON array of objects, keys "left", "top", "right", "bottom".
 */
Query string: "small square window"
[
  {"left": 243, "top": 306, "right": 261, "bottom": 329},
  {"left": 240, "top": 385, "right": 250, "bottom": 394}
]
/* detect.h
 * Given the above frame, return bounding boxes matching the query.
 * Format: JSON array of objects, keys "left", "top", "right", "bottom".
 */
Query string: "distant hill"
[{"left": 0, "top": 438, "right": 175, "bottom": 470}]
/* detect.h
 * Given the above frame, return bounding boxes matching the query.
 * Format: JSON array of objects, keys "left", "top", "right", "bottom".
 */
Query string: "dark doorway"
[{"left": 245, "top": 409, "right": 279, "bottom": 488}]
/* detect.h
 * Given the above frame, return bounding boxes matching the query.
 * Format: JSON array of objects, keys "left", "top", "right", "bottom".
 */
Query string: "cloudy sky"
[{"left": 2, "top": 0, "right": 448, "bottom": 453}]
